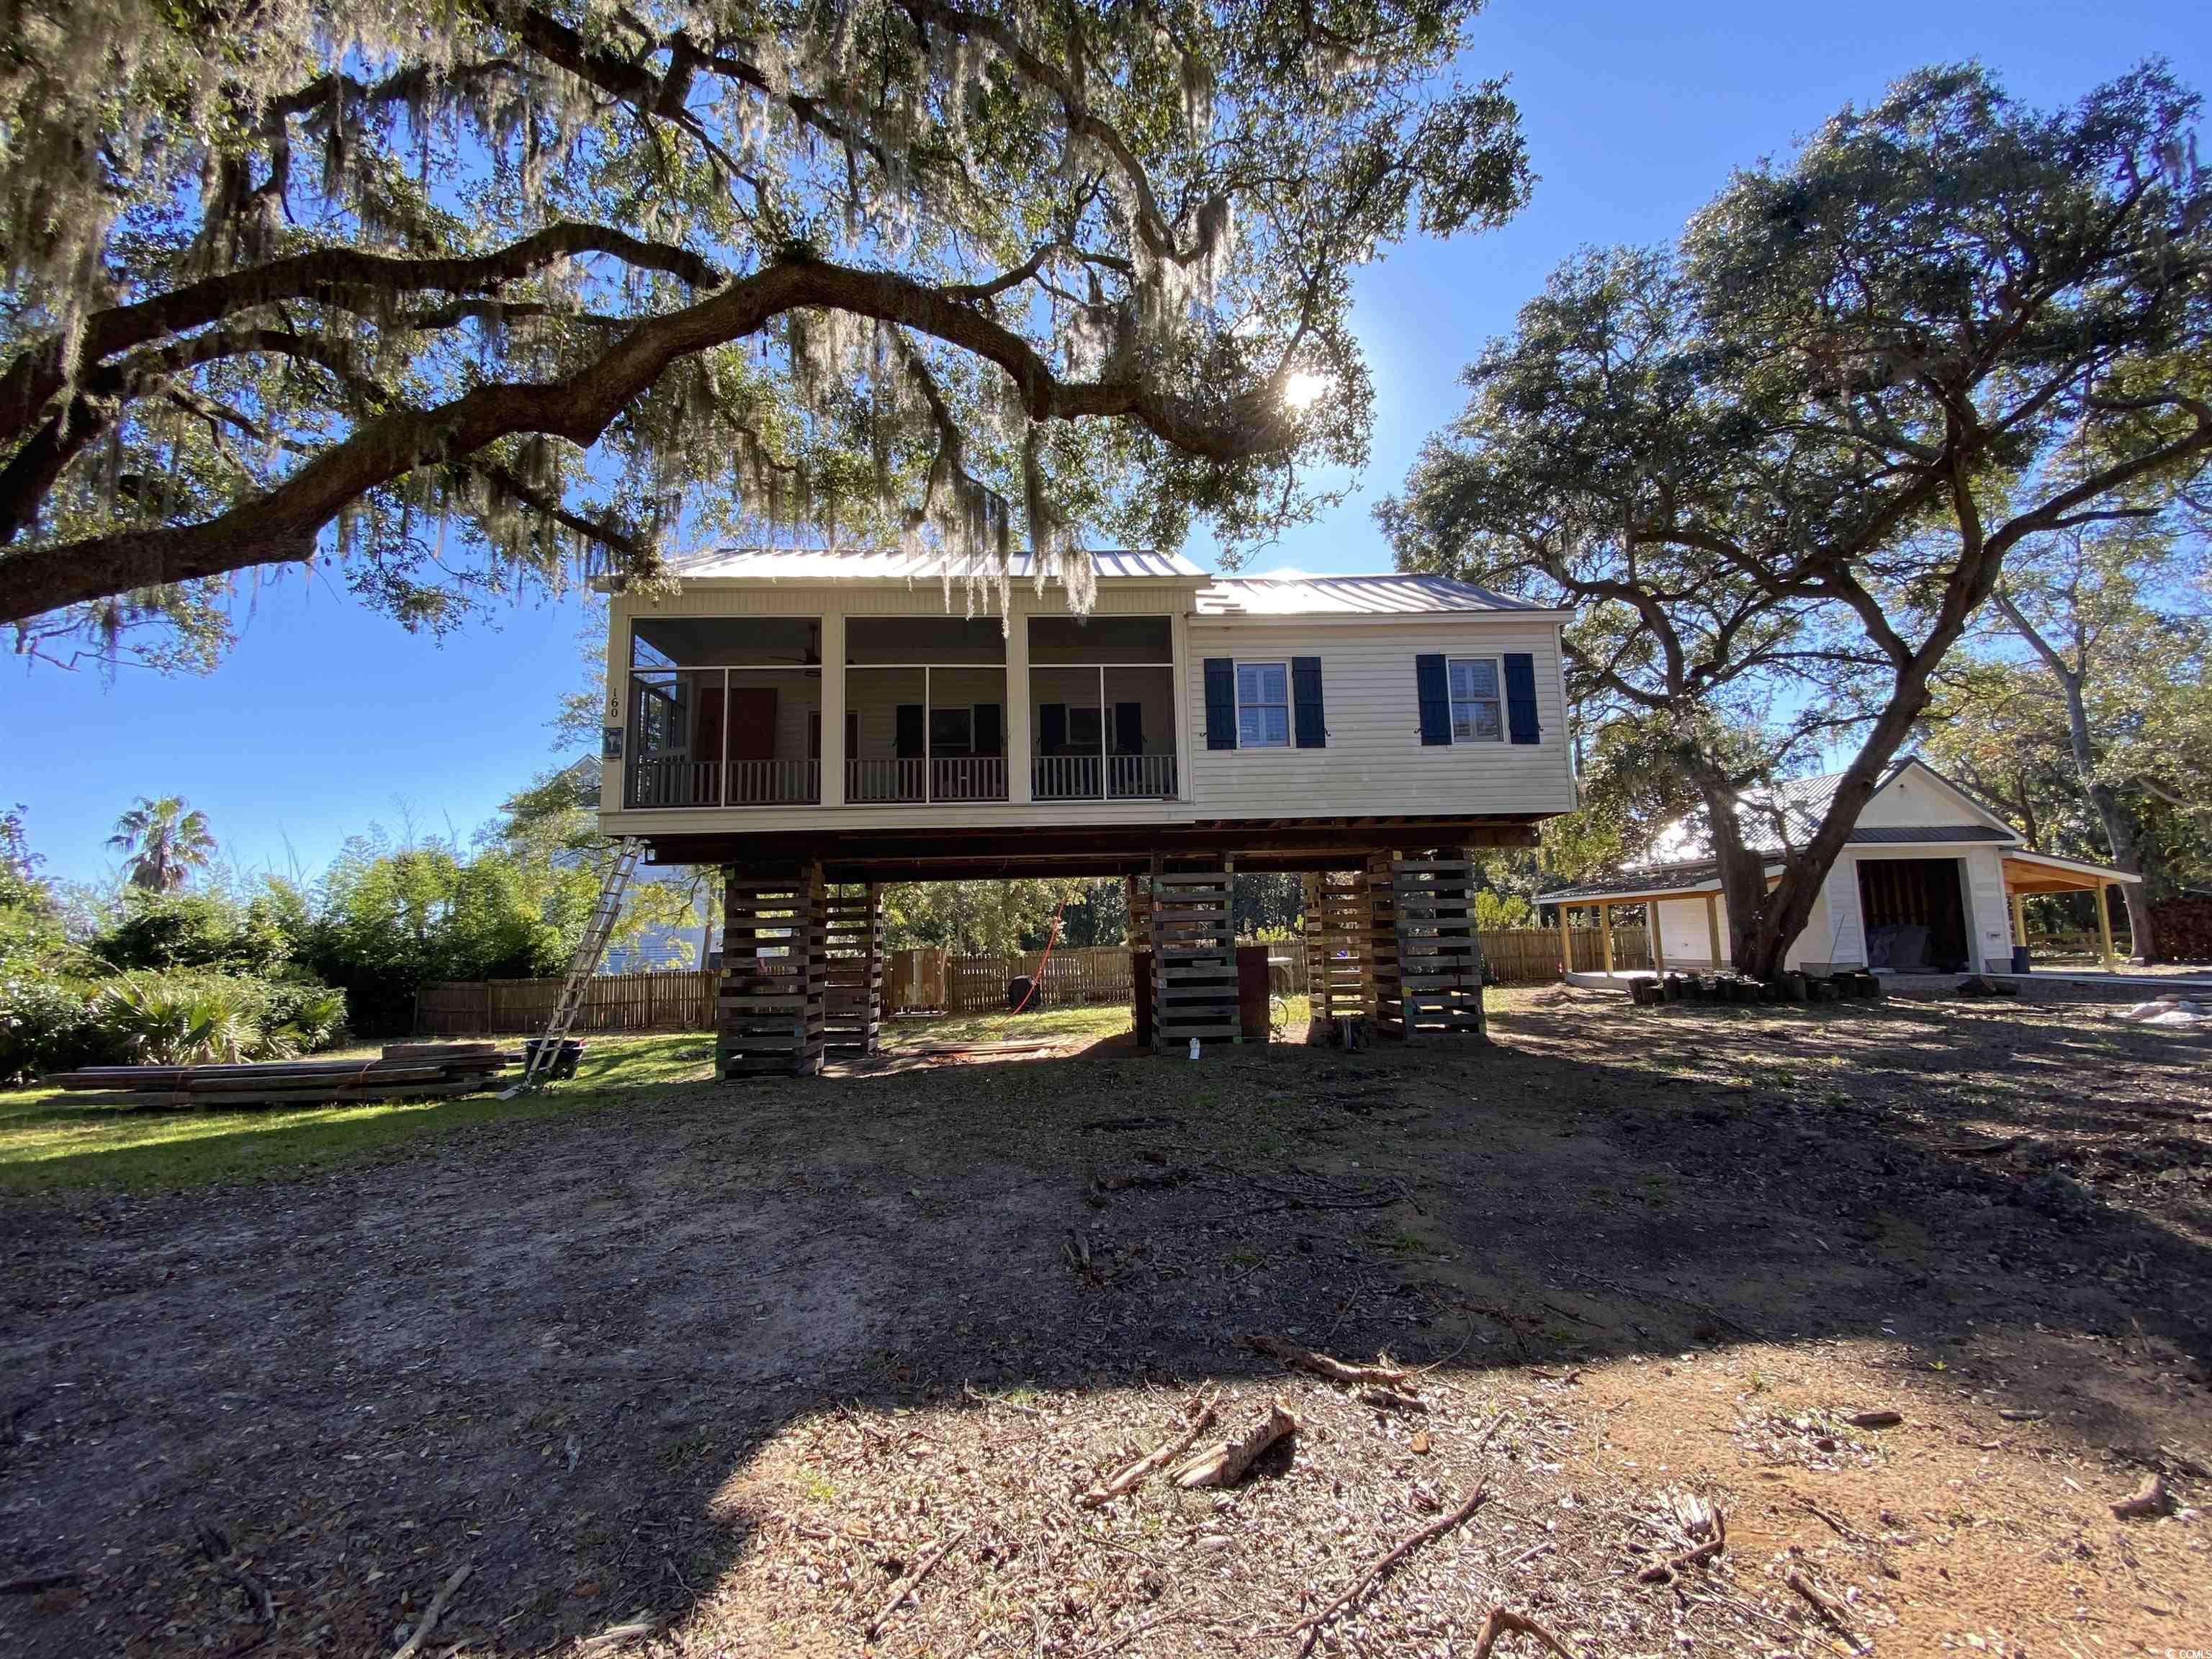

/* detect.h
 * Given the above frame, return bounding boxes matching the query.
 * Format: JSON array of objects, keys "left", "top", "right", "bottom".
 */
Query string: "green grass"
[
  {"left": 0, "top": 994, "right": 1316, "bottom": 1198},
  {"left": 0, "top": 1033, "right": 715, "bottom": 1197}
]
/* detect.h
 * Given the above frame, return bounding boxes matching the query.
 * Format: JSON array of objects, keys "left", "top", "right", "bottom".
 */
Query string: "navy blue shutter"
[
  {"left": 1415, "top": 655, "right": 1451, "bottom": 745},
  {"left": 1113, "top": 702, "right": 1143, "bottom": 755},
  {"left": 1203, "top": 659, "right": 1236, "bottom": 750},
  {"left": 974, "top": 703, "right": 1002, "bottom": 756},
  {"left": 1292, "top": 657, "right": 1326, "bottom": 748},
  {"left": 895, "top": 703, "right": 925, "bottom": 758},
  {"left": 1040, "top": 703, "right": 1067, "bottom": 753},
  {"left": 1503, "top": 653, "right": 1540, "bottom": 745}
]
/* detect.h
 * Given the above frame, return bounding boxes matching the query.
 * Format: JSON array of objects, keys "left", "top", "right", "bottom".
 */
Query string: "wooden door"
[{"left": 724, "top": 688, "right": 778, "bottom": 760}]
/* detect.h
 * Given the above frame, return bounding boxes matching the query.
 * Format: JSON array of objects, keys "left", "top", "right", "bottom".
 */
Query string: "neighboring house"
[
  {"left": 594, "top": 549, "right": 1578, "bottom": 872},
  {"left": 1539, "top": 757, "right": 2141, "bottom": 977}
]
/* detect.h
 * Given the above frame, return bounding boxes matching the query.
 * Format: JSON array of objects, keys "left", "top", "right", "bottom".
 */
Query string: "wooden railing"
[
  {"left": 931, "top": 755, "right": 1008, "bottom": 801},
  {"left": 1032, "top": 754, "right": 1102, "bottom": 800},
  {"left": 848, "top": 757, "right": 925, "bottom": 803},
  {"left": 1032, "top": 754, "right": 1178, "bottom": 800},
  {"left": 848, "top": 757, "right": 1009, "bottom": 802},
  {"left": 626, "top": 756, "right": 818, "bottom": 807}
]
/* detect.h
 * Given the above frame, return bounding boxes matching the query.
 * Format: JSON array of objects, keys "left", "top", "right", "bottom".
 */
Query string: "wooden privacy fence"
[
  {"left": 415, "top": 930, "right": 1583, "bottom": 1035},
  {"left": 414, "top": 969, "right": 718, "bottom": 1035}
]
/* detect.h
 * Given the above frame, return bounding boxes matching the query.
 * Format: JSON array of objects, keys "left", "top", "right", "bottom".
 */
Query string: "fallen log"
[
  {"left": 1169, "top": 1400, "right": 1299, "bottom": 1488},
  {"left": 1246, "top": 1333, "right": 1411, "bottom": 1387},
  {"left": 1080, "top": 1390, "right": 1218, "bottom": 1507},
  {"left": 2111, "top": 1472, "right": 2172, "bottom": 1519}
]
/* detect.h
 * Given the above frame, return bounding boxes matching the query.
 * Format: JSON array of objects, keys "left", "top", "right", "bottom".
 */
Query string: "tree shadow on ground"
[{"left": 0, "top": 992, "right": 2205, "bottom": 1654}]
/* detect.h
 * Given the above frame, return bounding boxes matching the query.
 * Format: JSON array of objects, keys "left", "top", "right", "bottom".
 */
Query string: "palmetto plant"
[
  {"left": 107, "top": 797, "right": 217, "bottom": 893},
  {"left": 91, "top": 976, "right": 260, "bottom": 1065}
]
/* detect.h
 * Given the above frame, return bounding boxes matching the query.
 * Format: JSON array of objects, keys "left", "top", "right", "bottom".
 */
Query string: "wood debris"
[
  {"left": 1080, "top": 1390, "right": 1218, "bottom": 1506},
  {"left": 1285, "top": 1414, "right": 1509, "bottom": 1655},
  {"left": 2110, "top": 1471, "right": 2172, "bottom": 1519},
  {"left": 1635, "top": 1502, "right": 1725, "bottom": 1583},
  {"left": 1467, "top": 1604, "right": 1583, "bottom": 1658},
  {"left": 1357, "top": 1383, "right": 1428, "bottom": 1412},
  {"left": 1844, "top": 1409, "right": 1902, "bottom": 1429},
  {"left": 1169, "top": 1400, "right": 1299, "bottom": 1489},
  {"left": 1786, "top": 1569, "right": 1866, "bottom": 1654},
  {"left": 862, "top": 1531, "right": 961, "bottom": 1639},
  {"left": 390, "top": 1562, "right": 472, "bottom": 1659},
  {"left": 1247, "top": 1333, "right": 1411, "bottom": 1387}
]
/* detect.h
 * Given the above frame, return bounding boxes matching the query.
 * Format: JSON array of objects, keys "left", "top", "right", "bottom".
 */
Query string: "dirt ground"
[{"left": 2, "top": 986, "right": 2207, "bottom": 1658}]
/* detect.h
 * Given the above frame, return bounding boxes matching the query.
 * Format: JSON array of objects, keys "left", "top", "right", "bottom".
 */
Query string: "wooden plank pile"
[
  {"left": 822, "top": 884, "right": 885, "bottom": 1056},
  {"left": 41, "top": 1043, "right": 514, "bottom": 1108}
]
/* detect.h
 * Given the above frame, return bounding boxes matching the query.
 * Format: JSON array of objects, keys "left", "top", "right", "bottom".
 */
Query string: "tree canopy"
[
  {"left": 0, "top": 0, "right": 1529, "bottom": 667},
  {"left": 1384, "top": 62, "right": 2212, "bottom": 976}
]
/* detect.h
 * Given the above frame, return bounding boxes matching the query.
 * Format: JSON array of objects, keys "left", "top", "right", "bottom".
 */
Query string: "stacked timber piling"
[
  {"left": 1303, "top": 869, "right": 1372, "bottom": 1040},
  {"left": 1394, "top": 850, "right": 1487, "bottom": 1038},
  {"left": 719, "top": 864, "right": 827, "bottom": 1077},
  {"left": 822, "top": 883, "right": 886, "bottom": 1056},
  {"left": 1151, "top": 867, "right": 1239, "bottom": 1050}
]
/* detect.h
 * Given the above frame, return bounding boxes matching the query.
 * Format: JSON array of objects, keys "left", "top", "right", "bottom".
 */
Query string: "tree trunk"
[{"left": 2087, "top": 780, "right": 2157, "bottom": 962}]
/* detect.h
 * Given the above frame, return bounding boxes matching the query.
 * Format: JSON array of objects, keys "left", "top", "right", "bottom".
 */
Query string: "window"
[
  {"left": 1236, "top": 662, "right": 1290, "bottom": 748},
  {"left": 1449, "top": 657, "right": 1503, "bottom": 742},
  {"left": 930, "top": 706, "right": 974, "bottom": 755}
]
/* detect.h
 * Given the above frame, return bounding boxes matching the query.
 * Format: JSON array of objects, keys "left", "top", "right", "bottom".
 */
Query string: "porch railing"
[
  {"left": 626, "top": 756, "right": 818, "bottom": 808},
  {"left": 1033, "top": 753, "right": 1178, "bottom": 801},
  {"left": 846, "top": 756, "right": 1010, "bottom": 804}
]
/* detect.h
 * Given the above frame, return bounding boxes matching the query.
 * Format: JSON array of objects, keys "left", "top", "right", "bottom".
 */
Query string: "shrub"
[
  {"left": 0, "top": 976, "right": 109, "bottom": 1083},
  {"left": 91, "top": 975, "right": 263, "bottom": 1065},
  {"left": 92, "top": 889, "right": 292, "bottom": 974},
  {"left": 84, "top": 971, "right": 350, "bottom": 1067}
]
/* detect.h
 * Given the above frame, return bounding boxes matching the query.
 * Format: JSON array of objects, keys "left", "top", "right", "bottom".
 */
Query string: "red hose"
[{"left": 1010, "top": 891, "right": 1073, "bottom": 1015}]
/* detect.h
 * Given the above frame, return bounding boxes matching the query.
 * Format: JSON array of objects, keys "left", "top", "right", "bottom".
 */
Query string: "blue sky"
[{"left": 6, "top": 0, "right": 2205, "bottom": 886}]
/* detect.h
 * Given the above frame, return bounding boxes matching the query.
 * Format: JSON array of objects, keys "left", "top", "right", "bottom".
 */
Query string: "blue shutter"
[
  {"left": 895, "top": 703, "right": 925, "bottom": 758},
  {"left": 1203, "top": 659, "right": 1236, "bottom": 750},
  {"left": 1415, "top": 655, "right": 1450, "bottom": 745},
  {"left": 1292, "top": 657, "right": 1326, "bottom": 748},
  {"left": 1503, "top": 653, "right": 1540, "bottom": 745},
  {"left": 1040, "top": 702, "right": 1067, "bottom": 753},
  {"left": 974, "top": 703, "right": 1002, "bottom": 757}
]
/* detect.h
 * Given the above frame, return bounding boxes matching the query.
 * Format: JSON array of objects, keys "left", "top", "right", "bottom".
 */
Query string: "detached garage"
[{"left": 1540, "top": 758, "right": 2141, "bottom": 980}]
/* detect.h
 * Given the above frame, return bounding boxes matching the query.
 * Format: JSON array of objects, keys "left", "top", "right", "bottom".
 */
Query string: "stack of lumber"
[{"left": 41, "top": 1043, "right": 514, "bottom": 1108}]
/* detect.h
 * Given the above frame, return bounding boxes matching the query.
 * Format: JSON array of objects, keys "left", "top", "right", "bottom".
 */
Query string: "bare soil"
[{"left": 2, "top": 986, "right": 2207, "bottom": 1658}]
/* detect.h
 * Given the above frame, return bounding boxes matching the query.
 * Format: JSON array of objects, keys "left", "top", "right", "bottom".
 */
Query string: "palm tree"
[{"left": 107, "top": 796, "right": 217, "bottom": 892}]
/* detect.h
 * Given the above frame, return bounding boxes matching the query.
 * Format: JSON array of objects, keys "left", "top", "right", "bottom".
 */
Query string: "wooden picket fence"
[{"left": 415, "top": 928, "right": 1583, "bottom": 1035}]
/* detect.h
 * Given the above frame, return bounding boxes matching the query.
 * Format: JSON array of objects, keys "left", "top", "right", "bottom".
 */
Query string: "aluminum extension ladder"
[{"left": 502, "top": 836, "right": 644, "bottom": 1096}]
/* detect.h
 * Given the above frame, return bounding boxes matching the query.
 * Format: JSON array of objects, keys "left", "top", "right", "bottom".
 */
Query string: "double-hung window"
[
  {"left": 1448, "top": 657, "right": 1503, "bottom": 742},
  {"left": 1236, "top": 662, "right": 1290, "bottom": 748}
]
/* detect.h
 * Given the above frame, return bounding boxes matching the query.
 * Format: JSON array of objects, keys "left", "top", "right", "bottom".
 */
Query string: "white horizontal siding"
[{"left": 1183, "top": 619, "right": 1575, "bottom": 819}]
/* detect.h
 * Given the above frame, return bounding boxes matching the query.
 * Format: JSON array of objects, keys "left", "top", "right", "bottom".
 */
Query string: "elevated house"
[
  {"left": 597, "top": 549, "right": 1577, "bottom": 1072},
  {"left": 1539, "top": 757, "right": 2141, "bottom": 981}
]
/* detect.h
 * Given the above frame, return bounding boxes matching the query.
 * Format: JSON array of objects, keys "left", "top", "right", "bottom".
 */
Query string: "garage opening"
[{"left": 1858, "top": 858, "right": 1969, "bottom": 973}]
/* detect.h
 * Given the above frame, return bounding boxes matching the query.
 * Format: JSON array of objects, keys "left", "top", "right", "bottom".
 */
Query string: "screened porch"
[
  {"left": 844, "top": 616, "right": 1009, "bottom": 804},
  {"left": 1028, "top": 616, "right": 1179, "bottom": 801},
  {"left": 624, "top": 616, "right": 823, "bottom": 808}
]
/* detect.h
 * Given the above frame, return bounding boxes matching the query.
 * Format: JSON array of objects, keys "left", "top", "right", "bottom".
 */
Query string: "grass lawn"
[
  {"left": 0, "top": 1032, "right": 715, "bottom": 1196},
  {"left": 0, "top": 997, "right": 1316, "bottom": 1197}
]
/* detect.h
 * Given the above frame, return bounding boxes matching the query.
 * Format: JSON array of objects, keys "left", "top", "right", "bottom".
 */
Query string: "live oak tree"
[
  {"left": 0, "top": 0, "right": 1528, "bottom": 667},
  {"left": 1382, "top": 63, "right": 2212, "bottom": 980},
  {"left": 1927, "top": 516, "right": 2211, "bottom": 954}
]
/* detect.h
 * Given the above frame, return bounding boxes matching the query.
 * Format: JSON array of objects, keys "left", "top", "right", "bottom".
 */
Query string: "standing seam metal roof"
[
  {"left": 664, "top": 547, "right": 1205, "bottom": 580},
  {"left": 1194, "top": 573, "right": 1541, "bottom": 616}
]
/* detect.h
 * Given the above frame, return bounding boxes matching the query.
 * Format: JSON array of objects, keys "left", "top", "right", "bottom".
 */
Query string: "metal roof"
[
  {"left": 1195, "top": 573, "right": 1543, "bottom": 617},
  {"left": 1541, "top": 824, "right": 2015, "bottom": 904},
  {"left": 665, "top": 547, "right": 1205, "bottom": 581}
]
